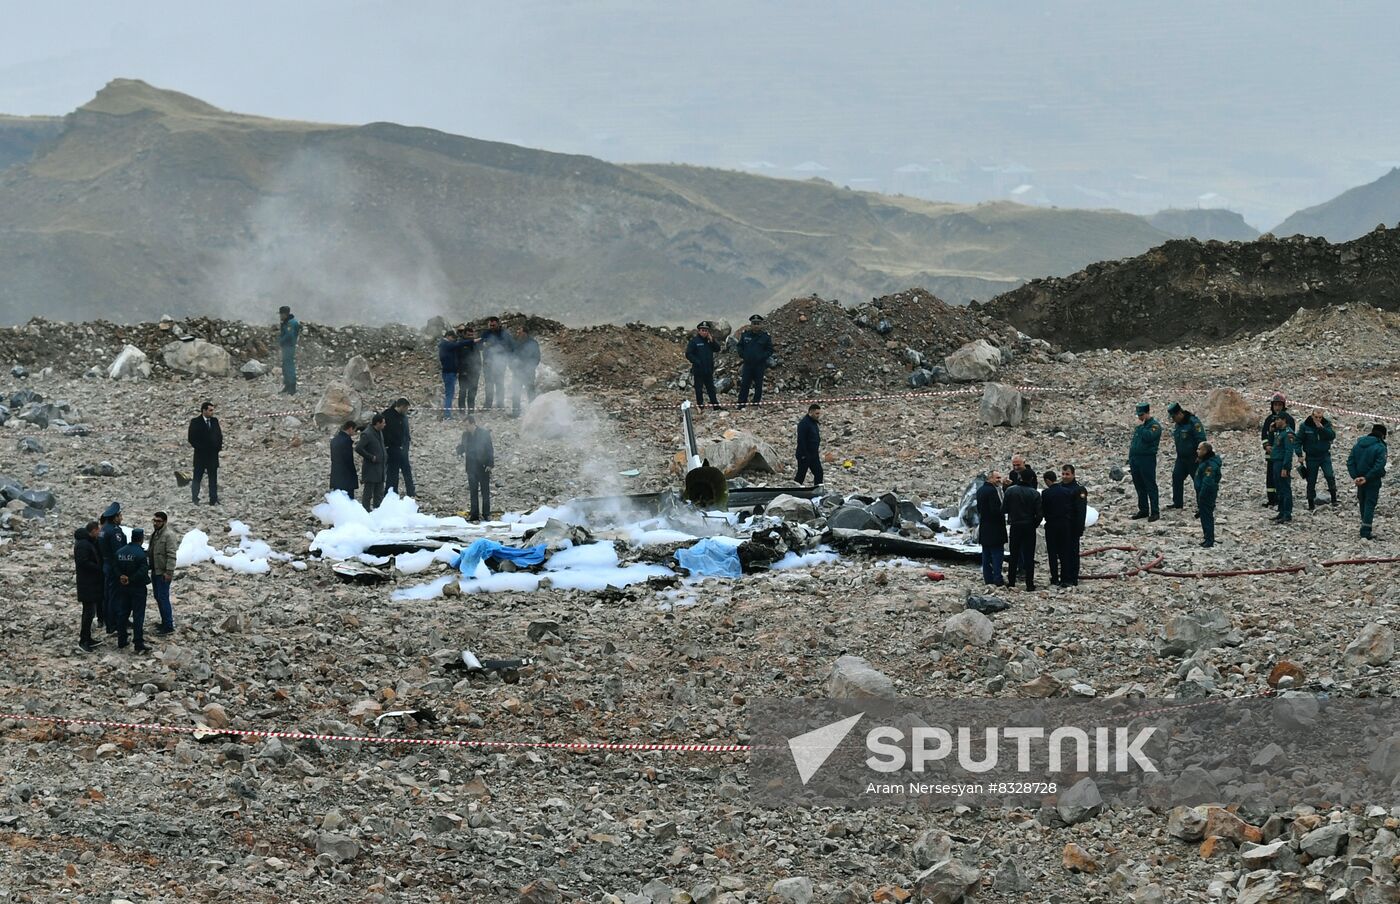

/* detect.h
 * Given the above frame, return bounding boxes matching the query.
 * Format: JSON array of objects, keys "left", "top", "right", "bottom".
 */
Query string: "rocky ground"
[{"left": 1, "top": 303, "right": 1398, "bottom": 903}]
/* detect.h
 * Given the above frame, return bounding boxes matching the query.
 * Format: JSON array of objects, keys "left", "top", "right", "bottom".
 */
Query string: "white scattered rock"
[
  {"left": 944, "top": 339, "right": 1002, "bottom": 382},
  {"left": 108, "top": 345, "right": 151, "bottom": 380},
  {"left": 162, "top": 338, "right": 231, "bottom": 377}
]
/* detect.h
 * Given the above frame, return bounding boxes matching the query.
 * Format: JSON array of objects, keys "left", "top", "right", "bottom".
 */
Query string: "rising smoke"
[{"left": 203, "top": 148, "right": 457, "bottom": 326}]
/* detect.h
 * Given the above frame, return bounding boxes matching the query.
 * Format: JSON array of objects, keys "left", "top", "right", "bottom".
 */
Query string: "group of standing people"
[
  {"left": 976, "top": 456, "right": 1089, "bottom": 591},
  {"left": 1128, "top": 394, "right": 1388, "bottom": 544},
  {"left": 329, "top": 398, "right": 419, "bottom": 509},
  {"left": 685, "top": 315, "right": 775, "bottom": 409},
  {"left": 74, "top": 502, "right": 177, "bottom": 653},
  {"left": 437, "top": 317, "right": 541, "bottom": 418}
]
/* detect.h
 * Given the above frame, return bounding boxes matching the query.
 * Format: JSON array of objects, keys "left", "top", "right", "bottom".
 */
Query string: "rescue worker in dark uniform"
[
  {"left": 1298, "top": 408, "right": 1338, "bottom": 509},
  {"left": 1129, "top": 402, "right": 1162, "bottom": 521},
  {"left": 685, "top": 322, "right": 722, "bottom": 408},
  {"left": 1260, "top": 392, "right": 1295, "bottom": 507},
  {"left": 1194, "top": 441, "right": 1222, "bottom": 547},
  {"left": 114, "top": 526, "right": 151, "bottom": 654},
  {"left": 455, "top": 416, "right": 495, "bottom": 521},
  {"left": 1166, "top": 401, "right": 1207, "bottom": 512},
  {"left": 1041, "top": 464, "right": 1088, "bottom": 587},
  {"left": 1347, "top": 424, "right": 1388, "bottom": 540},
  {"left": 99, "top": 502, "right": 125, "bottom": 635},
  {"left": 794, "top": 404, "right": 823, "bottom": 486},
  {"left": 1269, "top": 414, "right": 1299, "bottom": 523},
  {"left": 736, "top": 314, "right": 774, "bottom": 409}
]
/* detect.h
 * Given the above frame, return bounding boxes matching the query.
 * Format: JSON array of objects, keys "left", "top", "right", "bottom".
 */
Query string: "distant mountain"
[
  {"left": 1274, "top": 168, "right": 1400, "bottom": 242},
  {"left": 1148, "top": 208, "right": 1259, "bottom": 242},
  {"left": 0, "top": 79, "right": 1176, "bottom": 326}
]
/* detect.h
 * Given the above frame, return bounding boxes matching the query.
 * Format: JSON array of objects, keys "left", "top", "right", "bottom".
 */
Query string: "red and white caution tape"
[{"left": 0, "top": 711, "right": 751, "bottom": 754}]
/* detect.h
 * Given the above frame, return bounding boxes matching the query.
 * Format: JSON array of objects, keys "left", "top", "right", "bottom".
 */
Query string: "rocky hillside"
[
  {"left": 982, "top": 226, "right": 1400, "bottom": 350},
  {"left": 0, "top": 79, "right": 1181, "bottom": 327},
  {"left": 1274, "top": 167, "right": 1400, "bottom": 242}
]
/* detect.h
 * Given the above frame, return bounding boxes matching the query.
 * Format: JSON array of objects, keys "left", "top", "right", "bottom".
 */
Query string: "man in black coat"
[
  {"left": 1041, "top": 464, "right": 1089, "bottom": 587},
  {"left": 736, "top": 314, "right": 774, "bottom": 409},
  {"left": 794, "top": 404, "right": 823, "bottom": 486},
  {"left": 74, "top": 521, "right": 105, "bottom": 651},
  {"left": 1004, "top": 471, "right": 1043, "bottom": 591},
  {"left": 187, "top": 401, "right": 223, "bottom": 505},
  {"left": 975, "top": 470, "right": 1007, "bottom": 586},
  {"left": 330, "top": 421, "right": 359, "bottom": 495},
  {"left": 455, "top": 416, "right": 495, "bottom": 521},
  {"left": 380, "top": 398, "right": 416, "bottom": 498},
  {"left": 479, "top": 316, "right": 514, "bottom": 410}
]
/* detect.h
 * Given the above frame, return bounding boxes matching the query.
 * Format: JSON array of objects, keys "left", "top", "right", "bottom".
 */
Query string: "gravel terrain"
[{"left": 1, "top": 304, "right": 1398, "bottom": 903}]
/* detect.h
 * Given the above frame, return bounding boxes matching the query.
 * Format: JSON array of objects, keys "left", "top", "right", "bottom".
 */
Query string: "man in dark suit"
[
  {"left": 975, "top": 470, "right": 1007, "bottom": 586},
  {"left": 187, "top": 401, "right": 223, "bottom": 505},
  {"left": 330, "top": 421, "right": 359, "bottom": 495}
]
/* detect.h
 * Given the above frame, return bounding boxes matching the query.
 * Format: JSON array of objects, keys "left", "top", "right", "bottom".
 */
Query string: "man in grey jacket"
[{"left": 356, "top": 414, "right": 388, "bottom": 510}]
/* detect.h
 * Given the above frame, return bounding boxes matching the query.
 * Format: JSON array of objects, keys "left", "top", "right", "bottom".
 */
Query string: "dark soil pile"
[{"left": 982, "top": 225, "right": 1400, "bottom": 351}]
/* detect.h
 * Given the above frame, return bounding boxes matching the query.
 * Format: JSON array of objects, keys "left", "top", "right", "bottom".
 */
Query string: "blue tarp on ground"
[
  {"left": 452, "top": 538, "right": 548, "bottom": 574},
  {"left": 674, "top": 537, "right": 743, "bottom": 578}
]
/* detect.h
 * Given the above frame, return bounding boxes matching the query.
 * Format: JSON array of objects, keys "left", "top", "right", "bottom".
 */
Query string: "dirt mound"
[
  {"left": 983, "top": 226, "right": 1400, "bottom": 351},
  {"left": 1250, "top": 303, "right": 1400, "bottom": 360}
]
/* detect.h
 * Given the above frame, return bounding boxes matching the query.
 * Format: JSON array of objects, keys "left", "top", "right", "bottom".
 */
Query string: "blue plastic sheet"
[
  {"left": 453, "top": 539, "right": 547, "bottom": 574},
  {"left": 675, "top": 538, "right": 742, "bottom": 578}
]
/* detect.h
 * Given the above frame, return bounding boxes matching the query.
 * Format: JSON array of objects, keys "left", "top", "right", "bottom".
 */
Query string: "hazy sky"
[{"left": 4, "top": 0, "right": 1398, "bottom": 226}]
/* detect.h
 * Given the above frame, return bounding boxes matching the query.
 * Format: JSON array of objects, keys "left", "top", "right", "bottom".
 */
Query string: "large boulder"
[
  {"left": 313, "top": 381, "right": 369, "bottom": 428},
  {"left": 1203, "top": 388, "right": 1255, "bottom": 431},
  {"left": 978, "top": 382, "right": 1029, "bottom": 427},
  {"left": 944, "top": 339, "right": 1002, "bottom": 382},
  {"left": 342, "top": 355, "right": 375, "bottom": 392},
  {"left": 702, "top": 430, "right": 780, "bottom": 478},
  {"left": 240, "top": 360, "right": 268, "bottom": 380},
  {"left": 519, "top": 391, "right": 576, "bottom": 442},
  {"left": 108, "top": 345, "right": 152, "bottom": 380},
  {"left": 535, "top": 364, "right": 565, "bottom": 393},
  {"left": 162, "top": 339, "right": 231, "bottom": 377},
  {"left": 828, "top": 655, "right": 896, "bottom": 700}
]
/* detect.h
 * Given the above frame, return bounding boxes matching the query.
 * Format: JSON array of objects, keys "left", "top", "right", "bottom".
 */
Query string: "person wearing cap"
[
  {"left": 736, "top": 314, "right": 774, "bottom": 409},
  {"left": 685, "top": 322, "right": 722, "bottom": 408},
  {"left": 1194, "top": 442, "right": 1223, "bottom": 547},
  {"left": 380, "top": 398, "right": 416, "bottom": 498},
  {"left": 1167, "top": 402, "right": 1207, "bottom": 512},
  {"left": 73, "top": 520, "right": 105, "bottom": 652},
  {"left": 510, "top": 325, "right": 541, "bottom": 416},
  {"left": 479, "top": 316, "right": 514, "bottom": 410},
  {"left": 277, "top": 306, "right": 302, "bottom": 395},
  {"left": 455, "top": 325, "right": 482, "bottom": 413},
  {"left": 1298, "top": 408, "right": 1338, "bottom": 509},
  {"left": 1129, "top": 402, "right": 1162, "bottom": 521},
  {"left": 99, "top": 503, "right": 126, "bottom": 635},
  {"left": 330, "top": 420, "right": 359, "bottom": 496},
  {"left": 187, "top": 401, "right": 223, "bottom": 505},
  {"left": 114, "top": 526, "right": 151, "bottom": 653},
  {"left": 1347, "top": 424, "right": 1389, "bottom": 540},
  {"left": 437, "top": 329, "right": 476, "bottom": 420},
  {"left": 794, "top": 404, "right": 823, "bottom": 487},
  {"left": 147, "top": 511, "right": 178, "bottom": 635},
  {"left": 1268, "top": 414, "right": 1299, "bottom": 523},
  {"left": 1260, "top": 393, "right": 1296, "bottom": 507}
]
